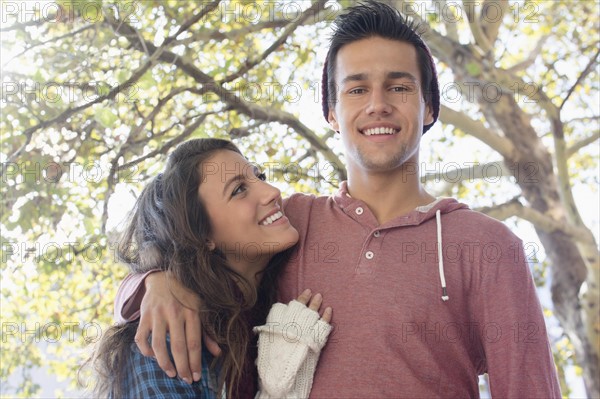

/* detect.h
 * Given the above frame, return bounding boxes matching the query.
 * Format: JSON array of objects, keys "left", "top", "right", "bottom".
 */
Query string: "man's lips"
[{"left": 359, "top": 124, "right": 400, "bottom": 136}]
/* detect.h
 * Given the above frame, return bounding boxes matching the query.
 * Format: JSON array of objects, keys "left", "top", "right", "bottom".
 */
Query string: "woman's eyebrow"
[{"left": 222, "top": 174, "right": 245, "bottom": 197}]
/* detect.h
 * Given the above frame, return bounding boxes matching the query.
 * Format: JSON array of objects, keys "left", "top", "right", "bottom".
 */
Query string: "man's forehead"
[
  {"left": 340, "top": 71, "right": 418, "bottom": 83},
  {"left": 334, "top": 39, "right": 420, "bottom": 82}
]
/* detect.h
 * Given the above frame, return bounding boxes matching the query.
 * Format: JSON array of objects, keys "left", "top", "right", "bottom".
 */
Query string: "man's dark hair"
[{"left": 321, "top": 0, "right": 440, "bottom": 133}]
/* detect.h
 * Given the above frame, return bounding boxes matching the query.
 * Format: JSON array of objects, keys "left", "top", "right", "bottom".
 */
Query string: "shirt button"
[
  {"left": 373, "top": 231, "right": 380, "bottom": 237},
  {"left": 365, "top": 251, "right": 374, "bottom": 259},
  {"left": 355, "top": 207, "right": 364, "bottom": 215}
]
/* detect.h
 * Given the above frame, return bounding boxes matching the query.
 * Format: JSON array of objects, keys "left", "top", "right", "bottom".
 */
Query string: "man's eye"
[
  {"left": 349, "top": 88, "right": 365, "bottom": 94},
  {"left": 257, "top": 172, "right": 266, "bottom": 181},
  {"left": 392, "top": 86, "right": 409, "bottom": 92}
]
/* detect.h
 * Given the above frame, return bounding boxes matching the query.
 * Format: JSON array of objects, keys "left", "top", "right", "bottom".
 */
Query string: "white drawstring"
[{"left": 436, "top": 210, "right": 449, "bottom": 301}]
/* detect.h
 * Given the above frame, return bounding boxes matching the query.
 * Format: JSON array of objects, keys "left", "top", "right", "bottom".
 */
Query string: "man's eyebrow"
[
  {"left": 222, "top": 174, "right": 245, "bottom": 197},
  {"left": 387, "top": 71, "right": 418, "bottom": 82},
  {"left": 340, "top": 71, "right": 418, "bottom": 85},
  {"left": 341, "top": 73, "right": 368, "bottom": 85}
]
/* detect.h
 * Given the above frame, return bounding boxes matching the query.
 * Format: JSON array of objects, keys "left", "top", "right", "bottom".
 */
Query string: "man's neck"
[{"left": 346, "top": 162, "right": 435, "bottom": 225}]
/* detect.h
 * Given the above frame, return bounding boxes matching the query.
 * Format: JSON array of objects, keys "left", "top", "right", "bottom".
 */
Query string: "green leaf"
[
  {"left": 465, "top": 62, "right": 481, "bottom": 77},
  {"left": 94, "top": 107, "right": 118, "bottom": 128},
  {"left": 137, "top": 71, "right": 158, "bottom": 90}
]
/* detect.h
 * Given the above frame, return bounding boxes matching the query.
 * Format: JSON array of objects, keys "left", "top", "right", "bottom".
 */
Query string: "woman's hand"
[
  {"left": 254, "top": 289, "right": 333, "bottom": 398},
  {"left": 296, "top": 288, "right": 332, "bottom": 323}
]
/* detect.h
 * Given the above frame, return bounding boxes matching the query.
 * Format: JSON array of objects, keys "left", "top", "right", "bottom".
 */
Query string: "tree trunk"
[{"left": 482, "top": 81, "right": 599, "bottom": 398}]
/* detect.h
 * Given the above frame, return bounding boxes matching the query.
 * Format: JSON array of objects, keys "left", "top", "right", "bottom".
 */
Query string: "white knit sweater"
[{"left": 253, "top": 300, "right": 332, "bottom": 399}]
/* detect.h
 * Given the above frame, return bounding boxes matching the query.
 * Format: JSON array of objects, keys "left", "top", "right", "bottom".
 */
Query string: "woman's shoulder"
[{"left": 120, "top": 337, "right": 221, "bottom": 398}]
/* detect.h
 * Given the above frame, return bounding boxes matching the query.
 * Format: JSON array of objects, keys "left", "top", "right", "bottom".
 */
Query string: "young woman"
[{"left": 89, "top": 138, "right": 332, "bottom": 398}]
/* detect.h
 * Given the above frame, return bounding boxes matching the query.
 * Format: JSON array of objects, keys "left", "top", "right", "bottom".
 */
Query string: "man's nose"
[{"left": 365, "top": 88, "right": 392, "bottom": 115}]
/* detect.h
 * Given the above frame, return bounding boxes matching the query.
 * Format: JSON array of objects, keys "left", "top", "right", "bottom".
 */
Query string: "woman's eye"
[{"left": 231, "top": 184, "right": 247, "bottom": 197}]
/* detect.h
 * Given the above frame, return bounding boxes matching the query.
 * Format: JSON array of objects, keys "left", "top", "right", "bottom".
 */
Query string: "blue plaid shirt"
[{"left": 116, "top": 336, "right": 221, "bottom": 398}]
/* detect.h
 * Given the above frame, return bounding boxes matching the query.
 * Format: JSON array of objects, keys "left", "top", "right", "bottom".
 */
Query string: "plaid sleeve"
[{"left": 119, "top": 337, "right": 221, "bottom": 399}]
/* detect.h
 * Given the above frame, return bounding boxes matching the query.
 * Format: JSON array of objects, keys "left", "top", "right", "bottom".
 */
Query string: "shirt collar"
[{"left": 332, "top": 181, "right": 354, "bottom": 209}]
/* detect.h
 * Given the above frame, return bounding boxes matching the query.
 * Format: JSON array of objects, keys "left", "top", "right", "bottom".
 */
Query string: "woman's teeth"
[{"left": 261, "top": 211, "right": 283, "bottom": 226}]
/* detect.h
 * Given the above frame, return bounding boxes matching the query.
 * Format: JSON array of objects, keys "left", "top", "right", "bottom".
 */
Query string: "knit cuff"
[{"left": 254, "top": 300, "right": 332, "bottom": 353}]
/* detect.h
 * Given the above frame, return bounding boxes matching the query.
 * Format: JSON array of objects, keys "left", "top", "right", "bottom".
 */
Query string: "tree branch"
[
  {"left": 2, "top": 4, "right": 213, "bottom": 177},
  {"left": 505, "top": 34, "right": 549, "bottom": 74},
  {"left": 479, "top": 0, "right": 508, "bottom": 47},
  {"left": 435, "top": 0, "right": 458, "bottom": 41},
  {"left": 105, "top": 10, "right": 347, "bottom": 181},
  {"left": 408, "top": 5, "right": 562, "bottom": 128},
  {"left": 128, "top": 87, "right": 203, "bottom": 140},
  {"left": 463, "top": 0, "right": 494, "bottom": 54},
  {"left": 101, "top": 113, "right": 209, "bottom": 233},
  {"left": 559, "top": 48, "right": 600, "bottom": 112},
  {"left": 221, "top": 0, "right": 326, "bottom": 83},
  {"left": 167, "top": 1, "right": 221, "bottom": 43},
  {"left": 566, "top": 116, "right": 600, "bottom": 124},
  {"left": 477, "top": 198, "right": 591, "bottom": 241},
  {"left": 421, "top": 160, "right": 511, "bottom": 184},
  {"left": 121, "top": 113, "right": 213, "bottom": 171},
  {"left": 567, "top": 131, "right": 600, "bottom": 158},
  {"left": 1, "top": 52, "right": 156, "bottom": 174},
  {"left": 0, "top": 13, "right": 55, "bottom": 32},
  {"left": 552, "top": 118, "right": 587, "bottom": 229},
  {"left": 269, "top": 166, "right": 340, "bottom": 190},
  {"left": 439, "top": 104, "right": 514, "bottom": 157},
  {"left": 2, "top": 24, "right": 95, "bottom": 68},
  {"left": 177, "top": 20, "right": 291, "bottom": 44}
]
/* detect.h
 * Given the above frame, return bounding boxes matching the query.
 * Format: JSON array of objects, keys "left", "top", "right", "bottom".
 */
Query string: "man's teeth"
[
  {"left": 363, "top": 127, "right": 397, "bottom": 136},
  {"left": 261, "top": 211, "right": 283, "bottom": 226}
]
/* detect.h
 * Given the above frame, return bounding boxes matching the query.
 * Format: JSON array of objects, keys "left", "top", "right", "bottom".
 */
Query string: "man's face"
[{"left": 328, "top": 36, "right": 433, "bottom": 173}]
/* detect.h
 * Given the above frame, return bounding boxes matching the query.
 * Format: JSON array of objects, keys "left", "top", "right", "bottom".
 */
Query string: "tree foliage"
[{"left": 1, "top": 0, "right": 598, "bottom": 397}]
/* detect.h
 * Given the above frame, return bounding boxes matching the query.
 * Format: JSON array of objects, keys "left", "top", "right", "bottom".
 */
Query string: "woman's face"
[{"left": 198, "top": 150, "right": 299, "bottom": 276}]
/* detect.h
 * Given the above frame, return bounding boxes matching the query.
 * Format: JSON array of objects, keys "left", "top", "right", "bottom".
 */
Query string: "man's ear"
[
  {"left": 424, "top": 103, "right": 434, "bottom": 126},
  {"left": 328, "top": 109, "right": 340, "bottom": 132}
]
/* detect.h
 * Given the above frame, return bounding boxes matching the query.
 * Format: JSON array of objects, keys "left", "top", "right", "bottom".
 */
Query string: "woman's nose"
[{"left": 258, "top": 178, "right": 281, "bottom": 205}]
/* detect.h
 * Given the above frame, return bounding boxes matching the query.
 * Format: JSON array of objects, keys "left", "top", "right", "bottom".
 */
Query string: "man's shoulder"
[
  {"left": 284, "top": 192, "right": 330, "bottom": 209},
  {"left": 283, "top": 192, "right": 333, "bottom": 229},
  {"left": 444, "top": 205, "right": 520, "bottom": 243}
]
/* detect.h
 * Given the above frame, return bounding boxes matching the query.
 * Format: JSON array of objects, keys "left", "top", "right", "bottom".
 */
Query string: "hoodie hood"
[{"left": 412, "top": 197, "right": 470, "bottom": 224}]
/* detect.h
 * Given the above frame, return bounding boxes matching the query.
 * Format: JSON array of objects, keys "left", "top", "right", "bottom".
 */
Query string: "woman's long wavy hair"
[{"left": 87, "top": 138, "right": 292, "bottom": 398}]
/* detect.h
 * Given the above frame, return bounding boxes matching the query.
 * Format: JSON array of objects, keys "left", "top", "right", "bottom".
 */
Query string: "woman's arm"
[
  {"left": 254, "top": 290, "right": 332, "bottom": 399},
  {"left": 120, "top": 336, "right": 221, "bottom": 399}
]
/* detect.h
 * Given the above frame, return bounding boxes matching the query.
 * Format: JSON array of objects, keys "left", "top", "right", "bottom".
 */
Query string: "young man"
[{"left": 115, "top": 2, "right": 561, "bottom": 397}]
